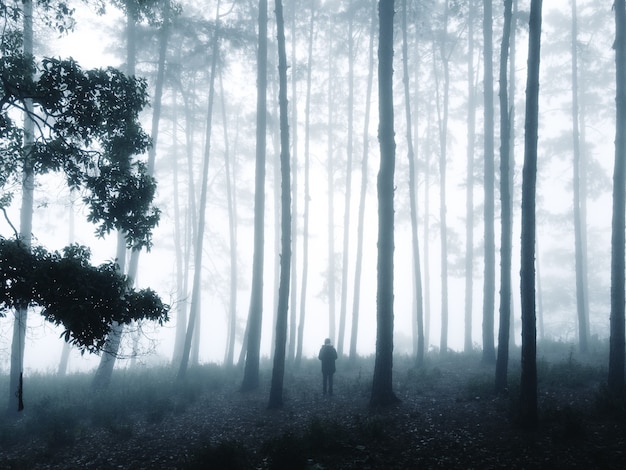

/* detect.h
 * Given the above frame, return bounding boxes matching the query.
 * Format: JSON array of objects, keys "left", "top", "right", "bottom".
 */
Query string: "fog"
[{"left": 0, "top": 0, "right": 616, "bottom": 378}]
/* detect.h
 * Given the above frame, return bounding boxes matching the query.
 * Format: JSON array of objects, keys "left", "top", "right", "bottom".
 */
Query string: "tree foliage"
[
  {"left": 0, "top": 237, "right": 169, "bottom": 353},
  {"left": 1, "top": 37, "right": 159, "bottom": 249}
]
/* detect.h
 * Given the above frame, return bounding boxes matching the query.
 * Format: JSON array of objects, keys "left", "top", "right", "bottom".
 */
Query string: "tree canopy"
[
  {"left": 1, "top": 35, "right": 159, "bottom": 249},
  {"left": 0, "top": 0, "right": 168, "bottom": 357}
]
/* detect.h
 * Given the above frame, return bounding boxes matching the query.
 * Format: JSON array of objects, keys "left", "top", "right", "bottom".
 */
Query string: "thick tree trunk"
[
  {"left": 482, "top": 0, "right": 496, "bottom": 365},
  {"left": 495, "top": 0, "right": 513, "bottom": 395},
  {"left": 268, "top": 0, "right": 291, "bottom": 409},
  {"left": 349, "top": 0, "right": 376, "bottom": 361},
  {"left": 609, "top": 0, "right": 626, "bottom": 396},
  {"left": 241, "top": 0, "right": 267, "bottom": 391},
  {"left": 370, "top": 0, "right": 399, "bottom": 407},
  {"left": 520, "top": 0, "right": 542, "bottom": 430}
]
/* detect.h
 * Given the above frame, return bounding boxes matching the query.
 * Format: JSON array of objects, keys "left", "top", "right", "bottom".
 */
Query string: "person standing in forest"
[{"left": 318, "top": 338, "right": 338, "bottom": 396}]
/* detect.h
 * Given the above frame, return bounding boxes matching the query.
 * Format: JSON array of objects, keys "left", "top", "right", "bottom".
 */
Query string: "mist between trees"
[{"left": 0, "top": 0, "right": 625, "bottom": 424}]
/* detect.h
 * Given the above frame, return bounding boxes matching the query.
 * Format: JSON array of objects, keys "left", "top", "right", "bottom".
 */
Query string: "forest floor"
[{"left": 1, "top": 344, "right": 626, "bottom": 469}]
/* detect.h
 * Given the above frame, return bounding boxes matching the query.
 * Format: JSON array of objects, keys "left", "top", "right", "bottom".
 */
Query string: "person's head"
[{"left": 324, "top": 338, "right": 331, "bottom": 345}]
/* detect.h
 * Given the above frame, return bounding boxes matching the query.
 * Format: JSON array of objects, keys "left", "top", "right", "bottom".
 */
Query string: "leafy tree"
[
  {"left": 0, "top": 56, "right": 158, "bottom": 246},
  {"left": 1, "top": 0, "right": 162, "bottom": 411}
]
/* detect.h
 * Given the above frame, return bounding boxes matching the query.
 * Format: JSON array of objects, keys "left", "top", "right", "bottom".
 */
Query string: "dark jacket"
[{"left": 318, "top": 344, "right": 338, "bottom": 374}]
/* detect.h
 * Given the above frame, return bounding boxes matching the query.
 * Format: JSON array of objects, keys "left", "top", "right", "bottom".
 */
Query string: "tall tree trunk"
[
  {"left": 520, "top": 0, "right": 542, "bottom": 430},
  {"left": 220, "top": 70, "right": 238, "bottom": 367},
  {"left": 370, "top": 0, "right": 399, "bottom": 407},
  {"left": 508, "top": 0, "right": 518, "bottom": 344},
  {"left": 130, "top": 1, "right": 171, "bottom": 369},
  {"left": 296, "top": 4, "right": 316, "bottom": 368},
  {"left": 349, "top": 0, "right": 376, "bottom": 361},
  {"left": 423, "top": 101, "right": 432, "bottom": 351},
  {"left": 326, "top": 17, "right": 336, "bottom": 343},
  {"left": 338, "top": 0, "right": 354, "bottom": 357},
  {"left": 571, "top": 0, "right": 589, "bottom": 355},
  {"left": 177, "top": 0, "right": 221, "bottom": 381},
  {"left": 270, "top": 49, "right": 281, "bottom": 363},
  {"left": 171, "top": 88, "right": 187, "bottom": 366},
  {"left": 495, "top": 0, "right": 513, "bottom": 394},
  {"left": 268, "top": 0, "right": 291, "bottom": 409},
  {"left": 402, "top": 0, "right": 424, "bottom": 366},
  {"left": 9, "top": 0, "right": 33, "bottom": 413},
  {"left": 464, "top": 0, "right": 476, "bottom": 353},
  {"left": 482, "top": 0, "right": 496, "bottom": 364},
  {"left": 609, "top": 0, "right": 626, "bottom": 396},
  {"left": 241, "top": 0, "right": 267, "bottom": 391},
  {"left": 92, "top": 2, "right": 139, "bottom": 389},
  {"left": 172, "top": 76, "right": 199, "bottom": 365},
  {"left": 288, "top": 0, "right": 298, "bottom": 364},
  {"left": 433, "top": 1, "right": 450, "bottom": 356}
]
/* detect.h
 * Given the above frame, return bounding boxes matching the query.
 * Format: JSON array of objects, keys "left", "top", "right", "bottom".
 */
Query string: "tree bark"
[
  {"left": 268, "top": 0, "right": 292, "bottom": 409},
  {"left": 9, "top": 0, "right": 34, "bottom": 412},
  {"left": 520, "top": 0, "right": 542, "bottom": 430},
  {"left": 571, "top": 0, "right": 589, "bottom": 355},
  {"left": 338, "top": 0, "right": 354, "bottom": 357},
  {"left": 296, "top": 4, "right": 316, "bottom": 368},
  {"left": 92, "top": 1, "right": 140, "bottom": 389},
  {"left": 349, "top": 0, "right": 376, "bottom": 361},
  {"left": 609, "top": 0, "right": 626, "bottom": 396},
  {"left": 176, "top": 0, "right": 221, "bottom": 381},
  {"left": 220, "top": 69, "right": 238, "bottom": 367},
  {"left": 402, "top": 0, "right": 424, "bottom": 366},
  {"left": 241, "top": 0, "right": 268, "bottom": 391},
  {"left": 464, "top": 0, "right": 476, "bottom": 354},
  {"left": 326, "top": 15, "right": 336, "bottom": 343},
  {"left": 370, "top": 0, "right": 399, "bottom": 407},
  {"left": 288, "top": 0, "right": 298, "bottom": 364},
  {"left": 482, "top": 0, "right": 496, "bottom": 364},
  {"left": 433, "top": 1, "right": 450, "bottom": 357},
  {"left": 495, "top": 0, "right": 513, "bottom": 395}
]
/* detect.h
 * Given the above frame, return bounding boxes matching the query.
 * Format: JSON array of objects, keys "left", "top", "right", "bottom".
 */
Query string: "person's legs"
[
  {"left": 322, "top": 373, "right": 328, "bottom": 395},
  {"left": 328, "top": 373, "right": 334, "bottom": 396}
]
